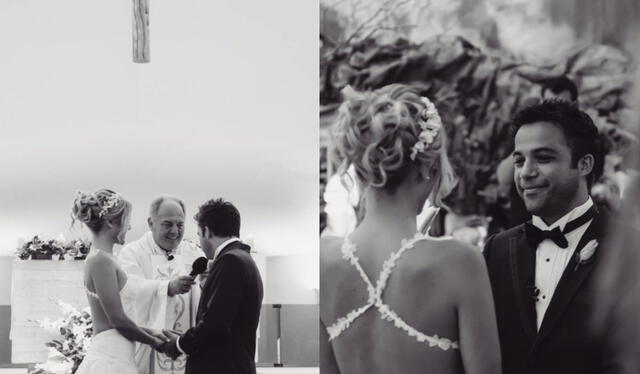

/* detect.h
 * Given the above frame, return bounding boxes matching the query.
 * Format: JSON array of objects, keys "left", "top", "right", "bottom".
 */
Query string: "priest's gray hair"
[{"left": 149, "top": 195, "right": 186, "bottom": 218}]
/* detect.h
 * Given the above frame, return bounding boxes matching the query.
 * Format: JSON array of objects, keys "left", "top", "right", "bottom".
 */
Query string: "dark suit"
[
  {"left": 179, "top": 240, "right": 263, "bottom": 374},
  {"left": 484, "top": 209, "right": 618, "bottom": 374}
]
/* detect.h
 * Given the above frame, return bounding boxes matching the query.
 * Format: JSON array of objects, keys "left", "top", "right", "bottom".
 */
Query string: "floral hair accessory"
[
  {"left": 98, "top": 193, "right": 121, "bottom": 218},
  {"left": 410, "top": 97, "right": 442, "bottom": 161}
]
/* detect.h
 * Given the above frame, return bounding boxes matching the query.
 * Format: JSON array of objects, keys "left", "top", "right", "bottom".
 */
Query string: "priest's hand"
[{"left": 168, "top": 275, "right": 195, "bottom": 296}]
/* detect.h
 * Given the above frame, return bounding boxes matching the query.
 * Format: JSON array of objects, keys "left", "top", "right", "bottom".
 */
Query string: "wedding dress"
[
  {"left": 75, "top": 275, "right": 139, "bottom": 374},
  {"left": 325, "top": 233, "right": 460, "bottom": 351}
]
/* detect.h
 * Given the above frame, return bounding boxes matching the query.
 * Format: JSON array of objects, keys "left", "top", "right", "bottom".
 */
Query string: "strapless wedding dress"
[{"left": 75, "top": 279, "right": 139, "bottom": 374}]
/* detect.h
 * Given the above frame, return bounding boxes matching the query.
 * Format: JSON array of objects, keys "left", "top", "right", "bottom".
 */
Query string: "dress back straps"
[
  {"left": 86, "top": 287, "right": 99, "bottom": 299},
  {"left": 326, "top": 233, "right": 459, "bottom": 351}
]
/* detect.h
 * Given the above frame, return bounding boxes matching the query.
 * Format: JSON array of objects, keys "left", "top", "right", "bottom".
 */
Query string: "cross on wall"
[{"left": 133, "top": 0, "right": 149, "bottom": 63}]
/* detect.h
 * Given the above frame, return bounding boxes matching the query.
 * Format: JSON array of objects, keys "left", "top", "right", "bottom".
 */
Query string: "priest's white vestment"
[{"left": 118, "top": 232, "right": 204, "bottom": 374}]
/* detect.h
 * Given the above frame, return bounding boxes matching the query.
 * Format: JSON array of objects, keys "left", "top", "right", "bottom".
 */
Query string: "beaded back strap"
[{"left": 326, "top": 233, "right": 459, "bottom": 351}]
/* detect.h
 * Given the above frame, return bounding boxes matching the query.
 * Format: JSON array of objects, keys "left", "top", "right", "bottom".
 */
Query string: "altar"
[{"left": 10, "top": 260, "right": 87, "bottom": 363}]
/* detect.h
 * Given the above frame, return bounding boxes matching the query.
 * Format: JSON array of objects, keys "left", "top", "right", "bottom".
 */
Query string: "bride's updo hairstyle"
[
  {"left": 71, "top": 189, "right": 131, "bottom": 233},
  {"left": 333, "top": 84, "right": 457, "bottom": 207}
]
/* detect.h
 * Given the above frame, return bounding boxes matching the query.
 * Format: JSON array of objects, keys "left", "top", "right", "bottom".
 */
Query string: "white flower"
[
  {"left": 575, "top": 240, "right": 598, "bottom": 271},
  {"left": 410, "top": 96, "right": 442, "bottom": 161}
]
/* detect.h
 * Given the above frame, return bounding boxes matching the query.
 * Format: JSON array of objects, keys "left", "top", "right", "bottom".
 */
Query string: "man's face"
[
  {"left": 197, "top": 226, "right": 215, "bottom": 259},
  {"left": 513, "top": 121, "right": 585, "bottom": 223},
  {"left": 148, "top": 201, "right": 185, "bottom": 251}
]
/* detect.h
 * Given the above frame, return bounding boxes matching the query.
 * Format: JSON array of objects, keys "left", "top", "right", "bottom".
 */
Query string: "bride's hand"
[
  {"left": 148, "top": 329, "right": 171, "bottom": 345},
  {"left": 153, "top": 337, "right": 167, "bottom": 351}
]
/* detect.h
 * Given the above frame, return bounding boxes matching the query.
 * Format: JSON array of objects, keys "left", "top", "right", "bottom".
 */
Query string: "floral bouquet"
[
  {"left": 16, "top": 236, "right": 65, "bottom": 260},
  {"left": 64, "top": 238, "right": 91, "bottom": 260},
  {"left": 29, "top": 301, "right": 93, "bottom": 374}
]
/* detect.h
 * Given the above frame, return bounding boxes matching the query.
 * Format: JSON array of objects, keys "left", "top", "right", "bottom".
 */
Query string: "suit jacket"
[
  {"left": 180, "top": 240, "right": 264, "bottom": 374},
  {"left": 484, "top": 208, "right": 617, "bottom": 374}
]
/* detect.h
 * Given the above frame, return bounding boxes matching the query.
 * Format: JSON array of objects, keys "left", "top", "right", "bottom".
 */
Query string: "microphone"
[{"left": 190, "top": 257, "right": 209, "bottom": 277}]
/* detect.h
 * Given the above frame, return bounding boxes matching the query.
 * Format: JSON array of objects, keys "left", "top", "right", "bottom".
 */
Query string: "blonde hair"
[
  {"left": 71, "top": 189, "right": 131, "bottom": 232},
  {"left": 332, "top": 84, "right": 456, "bottom": 207}
]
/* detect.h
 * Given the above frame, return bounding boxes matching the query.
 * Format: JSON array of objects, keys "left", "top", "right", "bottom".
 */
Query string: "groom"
[
  {"left": 484, "top": 100, "right": 620, "bottom": 373},
  {"left": 161, "top": 198, "right": 263, "bottom": 374}
]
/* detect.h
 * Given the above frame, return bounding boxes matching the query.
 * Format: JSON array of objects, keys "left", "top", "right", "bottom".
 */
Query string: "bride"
[
  {"left": 320, "top": 84, "right": 501, "bottom": 374},
  {"left": 72, "top": 189, "right": 168, "bottom": 374}
]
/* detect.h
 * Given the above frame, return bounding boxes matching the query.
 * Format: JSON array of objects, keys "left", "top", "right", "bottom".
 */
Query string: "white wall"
[
  {"left": 0, "top": 1, "right": 319, "bottom": 258},
  {"left": 264, "top": 253, "right": 319, "bottom": 305}
]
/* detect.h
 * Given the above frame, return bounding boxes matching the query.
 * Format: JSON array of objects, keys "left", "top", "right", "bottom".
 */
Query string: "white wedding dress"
[{"left": 75, "top": 278, "right": 139, "bottom": 374}]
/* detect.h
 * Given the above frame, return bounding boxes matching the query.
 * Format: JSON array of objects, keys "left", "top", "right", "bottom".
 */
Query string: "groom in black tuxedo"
[
  {"left": 162, "top": 198, "right": 263, "bottom": 374},
  {"left": 484, "top": 100, "right": 621, "bottom": 373}
]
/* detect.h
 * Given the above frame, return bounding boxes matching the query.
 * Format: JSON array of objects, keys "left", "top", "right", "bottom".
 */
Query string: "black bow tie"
[{"left": 525, "top": 205, "right": 598, "bottom": 249}]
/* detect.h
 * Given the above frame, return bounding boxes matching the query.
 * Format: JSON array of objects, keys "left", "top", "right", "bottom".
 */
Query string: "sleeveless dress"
[
  {"left": 75, "top": 265, "right": 140, "bottom": 374},
  {"left": 325, "top": 233, "right": 460, "bottom": 351}
]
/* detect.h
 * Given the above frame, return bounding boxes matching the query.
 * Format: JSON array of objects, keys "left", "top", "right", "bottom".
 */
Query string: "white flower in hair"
[
  {"left": 410, "top": 97, "right": 442, "bottom": 161},
  {"left": 98, "top": 193, "right": 121, "bottom": 218}
]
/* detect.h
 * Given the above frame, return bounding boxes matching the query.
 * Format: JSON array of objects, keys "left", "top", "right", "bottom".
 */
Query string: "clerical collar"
[
  {"left": 214, "top": 237, "right": 240, "bottom": 260},
  {"left": 532, "top": 197, "right": 594, "bottom": 231}
]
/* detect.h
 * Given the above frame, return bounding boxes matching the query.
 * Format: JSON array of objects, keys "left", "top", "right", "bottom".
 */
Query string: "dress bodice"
[{"left": 326, "top": 232, "right": 460, "bottom": 351}]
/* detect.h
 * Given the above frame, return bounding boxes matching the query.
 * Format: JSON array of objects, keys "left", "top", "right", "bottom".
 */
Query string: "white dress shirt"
[
  {"left": 175, "top": 237, "right": 241, "bottom": 355},
  {"left": 532, "top": 198, "right": 594, "bottom": 329}
]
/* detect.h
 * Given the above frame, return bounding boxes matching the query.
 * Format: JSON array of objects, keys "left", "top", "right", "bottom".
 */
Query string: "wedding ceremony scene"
[
  {"left": 0, "top": 1, "right": 318, "bottom": 374},
  {"left": 320, "top": 0, "right": 640, "bottom": 373}
]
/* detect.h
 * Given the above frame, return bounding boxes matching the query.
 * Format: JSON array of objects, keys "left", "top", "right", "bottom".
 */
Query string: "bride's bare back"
[
  {"left": 320, "top": 234, "right": 500, "bottom": 374},
  {"left": 84, "top": 251, "right": 131, "bottom": 335}
]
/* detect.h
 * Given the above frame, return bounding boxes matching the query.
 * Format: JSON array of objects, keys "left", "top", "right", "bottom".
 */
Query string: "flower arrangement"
[
  {"left": 16, "top": 236, "right": 65, "bottom": 260},
  {"left": 15, "top": 236, "right": 91, "bottom": 260},
  {"left": 64, "top": 238, "right": 92, "bottom": 260},
  {"left": 29, "top": 301, "right": 93, "bottom": 374}
]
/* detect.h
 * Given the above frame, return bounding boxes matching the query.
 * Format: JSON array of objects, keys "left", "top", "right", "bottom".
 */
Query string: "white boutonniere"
[{"left": 574, "top": 240, "right": 598, "bottom": 271}]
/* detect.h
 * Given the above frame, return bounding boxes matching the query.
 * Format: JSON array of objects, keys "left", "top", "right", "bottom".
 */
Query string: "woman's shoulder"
[
  {"left": 320, "top": 236, "right": 345, "bottom": 260},
  {"left": 410, "top": 236, "right": 485, "bottom": 275},
  {"left": 84, "top": 251, "right": 117, "bottom": 272}
]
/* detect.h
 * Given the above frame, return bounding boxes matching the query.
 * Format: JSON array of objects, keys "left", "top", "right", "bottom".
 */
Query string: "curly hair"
[
  {"left": 332, "top": 84, "right": 457, "bottom": 207},
  {"left": 194, "top": 198, "right": 241, "bottom": 238},
  {"left": 71, "top": 189, "right": 131, "bottom": 233}
]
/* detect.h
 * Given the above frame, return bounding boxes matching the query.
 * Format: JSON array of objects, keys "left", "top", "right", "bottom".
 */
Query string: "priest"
[{"left": 118, "top": 196, "right": 204, "bottom": 374}]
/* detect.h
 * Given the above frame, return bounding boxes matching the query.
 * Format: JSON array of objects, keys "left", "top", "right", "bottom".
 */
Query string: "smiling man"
[
  {"left": 118, "top": 196, "right": 204, "bottom": 374},
  {"left": 483, "top": 100, "right": 620, "bottom": 374}
]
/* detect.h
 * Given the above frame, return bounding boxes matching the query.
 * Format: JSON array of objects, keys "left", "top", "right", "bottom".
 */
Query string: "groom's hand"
[
  {"left": 161, "top": 329, "right": 183, "bottom": 360},
  {"left": 168, "top": 275, "right": 196, "bottom": 296}
]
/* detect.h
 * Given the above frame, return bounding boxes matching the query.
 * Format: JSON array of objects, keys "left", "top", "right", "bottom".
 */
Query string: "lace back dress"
[{"left": 325, "top": 233, "right": 460, "bottom": 351}]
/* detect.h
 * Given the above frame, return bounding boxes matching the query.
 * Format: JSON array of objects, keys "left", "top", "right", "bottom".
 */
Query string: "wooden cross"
[{"left": 133, "top": 0, "right": 149, "bottom": 63}]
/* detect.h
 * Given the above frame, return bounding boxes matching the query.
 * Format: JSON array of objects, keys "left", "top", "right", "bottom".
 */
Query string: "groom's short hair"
[{"left": 195, "top": 198, "right": 241, "bottom": 237}]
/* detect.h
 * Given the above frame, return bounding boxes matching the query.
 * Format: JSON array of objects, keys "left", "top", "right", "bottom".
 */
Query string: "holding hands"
[
  {"left": 155, "top": 329, "right": 183, "bottom": 360},
  {"left": 147, "top": 329, "right": 170, "bottom": 352}
]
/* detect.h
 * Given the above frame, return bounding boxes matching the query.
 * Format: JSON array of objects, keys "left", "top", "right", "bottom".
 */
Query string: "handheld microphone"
[{"left": 190, "top": 257, "right": 209, "bottom": 277}]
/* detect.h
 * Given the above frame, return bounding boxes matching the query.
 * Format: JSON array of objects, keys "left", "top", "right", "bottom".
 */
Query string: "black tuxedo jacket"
[
  {"left": 484, "top": 209, "right": 619, "bottom": 374},
  {"left": 180, "top": 240, "right": 263, "bottom": 374}
]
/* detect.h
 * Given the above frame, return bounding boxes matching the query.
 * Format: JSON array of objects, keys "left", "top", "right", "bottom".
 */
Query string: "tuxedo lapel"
[
  {"left": 534, "top": 210, "right": 608, "bottom": 347},
  {"left": 198, "top": 240, "right": 251, "bottom": 319},
  {"left": 509, "top": 227, "right": 538, "bottom": 343}
]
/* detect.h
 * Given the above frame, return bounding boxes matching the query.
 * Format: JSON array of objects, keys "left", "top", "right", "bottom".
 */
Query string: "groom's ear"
[
  {"left": 203, "top": 226, "right": 212, "bottom": 239},
  {"left": 147, "top": 217, "right": 153, "bottom": 229}
]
